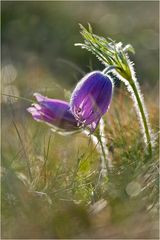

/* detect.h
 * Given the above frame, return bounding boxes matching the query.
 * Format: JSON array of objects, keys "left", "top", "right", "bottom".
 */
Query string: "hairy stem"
[
  {"left": 83, "top": 130, "right": 107, "bottom": 175},
  {"left": 113, "top": 63, "right": 153, "bottom": 156},
  {"left": 127, "top": 59, "right": 153, "bottom": 156},
  {"left": 99, "top": 118, "right": 112, "bottom": 172},
  {"left": 83, "top": 119, "right": 112, "bottom": 176},
  {"left": 130, "top": 79, "right": 152, "bottom": 156},
  {"left": 98, "top": 136, "right": 108, "bottom": 174}
]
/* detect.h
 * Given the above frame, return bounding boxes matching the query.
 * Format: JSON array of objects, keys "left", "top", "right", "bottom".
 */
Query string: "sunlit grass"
[{"left": 1, "top": 85, "right": 159, "bottom": 238}]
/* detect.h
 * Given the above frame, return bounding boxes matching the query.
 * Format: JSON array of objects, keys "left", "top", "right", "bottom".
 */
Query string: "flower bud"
[{"left": 70, "top": 71, "right": 113, "bottom": 132}]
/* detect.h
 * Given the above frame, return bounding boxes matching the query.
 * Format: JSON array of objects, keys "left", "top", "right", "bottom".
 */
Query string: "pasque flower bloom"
[
  {"left": 27, "top": 93, "right": 79, "bottom": 132},
  {"left": 27, "top": 71, "right": 113, "bottom": 133},
  {"left": 70, "top": 71, "right": 113, "bottom": 132}
]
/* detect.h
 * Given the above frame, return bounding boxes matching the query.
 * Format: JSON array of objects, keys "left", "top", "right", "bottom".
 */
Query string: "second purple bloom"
[{"left": 27, "top": 93, "right": 79, "bottom": 132}]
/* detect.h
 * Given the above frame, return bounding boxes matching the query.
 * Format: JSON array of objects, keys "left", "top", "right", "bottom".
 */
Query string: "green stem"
[
  {"left": 1, "top": 93, "right": 34, "bottom": 103},
  {"left": 98, "top": 133, "right": 109, "bottom": 173},
  {"left": 130, "top": 79, "right": 152, "bottom": 156}
]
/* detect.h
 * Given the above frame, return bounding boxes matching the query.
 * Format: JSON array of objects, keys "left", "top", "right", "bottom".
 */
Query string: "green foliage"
[
  {"left": 75, "top": 24, "right": 135, "bottom": 79},
  {"left": 1, "top": 3, "right": 159, "bottom": 237},
  {"left": 1, "top": 92, "right": 159, "bottom": 238}
]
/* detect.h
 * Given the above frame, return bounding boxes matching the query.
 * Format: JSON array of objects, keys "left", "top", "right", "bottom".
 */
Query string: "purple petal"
[
  {"left": 27, "top": 93, "right": 80, "bottom": 131},
  {"left": 70, "top": 71, "right": 113, "bottom": 131},
  {"left": 27, "top": 106, "right": 42, "bottom": 121}
]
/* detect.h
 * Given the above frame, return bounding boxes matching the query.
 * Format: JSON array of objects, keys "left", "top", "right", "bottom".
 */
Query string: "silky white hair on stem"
[{"left": 112, "top": 56, "right": 153, "bottom": 151}]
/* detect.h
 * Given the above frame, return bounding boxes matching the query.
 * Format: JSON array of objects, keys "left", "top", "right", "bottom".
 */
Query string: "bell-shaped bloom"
[
  {"left": 70, "top": 71, "right": 113, "bottom": 132},
  {"left": 27, "top": 93, "right": 80, "bottom": 132}
]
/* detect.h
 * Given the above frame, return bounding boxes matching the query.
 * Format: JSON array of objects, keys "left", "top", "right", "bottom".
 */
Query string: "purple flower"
[
  {"left": 27, "top": 71, "right": 113, "bottom": 134},
  {"left": 70, "top": 71, "right": 113, "bottom": 132},
  {"left": 27, "top": 93, "right": 79, "bottom": 132}
]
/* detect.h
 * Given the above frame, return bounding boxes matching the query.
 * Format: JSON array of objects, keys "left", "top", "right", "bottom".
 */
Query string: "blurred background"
[
  {"left": 2, "top": 1, "right": 159, "bottom": 96},
  {"left": 1, "top": 1, "right": 159, "bottom": 239}
]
